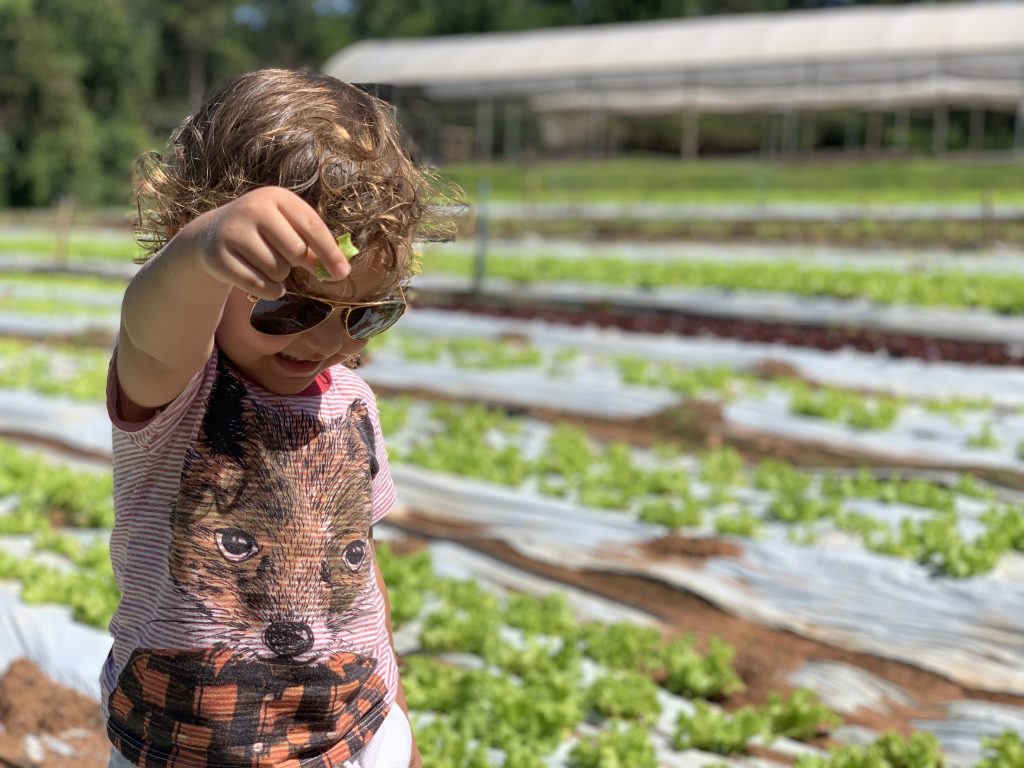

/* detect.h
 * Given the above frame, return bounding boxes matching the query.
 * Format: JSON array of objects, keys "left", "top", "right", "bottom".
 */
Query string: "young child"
[{"left": 103, "top": 69, "right": 430, "bottom": 768}]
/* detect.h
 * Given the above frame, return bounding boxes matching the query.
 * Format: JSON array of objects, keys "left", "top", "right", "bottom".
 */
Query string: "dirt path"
[{"left": 0, "top": 660, "right": 108, "bottom": 768}]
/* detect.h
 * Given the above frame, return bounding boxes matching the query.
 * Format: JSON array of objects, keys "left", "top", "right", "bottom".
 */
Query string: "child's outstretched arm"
[{"left": 117, "top": 187, "right": 349, "bottom": 417}]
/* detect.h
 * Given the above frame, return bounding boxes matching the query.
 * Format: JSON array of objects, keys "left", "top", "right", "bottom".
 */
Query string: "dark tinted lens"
[
  {"left": 249, "top": 296, "right": 333, "bottom": 336},
  {"left": 345, "top": 302, "right": 406, "bottom": 340}
]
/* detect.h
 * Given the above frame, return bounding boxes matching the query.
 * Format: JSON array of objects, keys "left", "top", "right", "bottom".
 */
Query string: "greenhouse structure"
[{"left": 323, "top": 2, "right": 1024, "bottom": 159}]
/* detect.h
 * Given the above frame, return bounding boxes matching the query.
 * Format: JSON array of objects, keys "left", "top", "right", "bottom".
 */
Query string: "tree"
[
  {"left": 137, "top": 0, "right": 247, "bottom": 114},
  {"left": 234, "top": 0, "right": 356, "bottom": 70},
  {"left": 0, "top": 0, "right": 158, "bottom": 206}
]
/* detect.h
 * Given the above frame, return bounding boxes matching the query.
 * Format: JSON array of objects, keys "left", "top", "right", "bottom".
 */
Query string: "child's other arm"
[{"left": 117, "top": 187, "right": 349, "bottom": 416}]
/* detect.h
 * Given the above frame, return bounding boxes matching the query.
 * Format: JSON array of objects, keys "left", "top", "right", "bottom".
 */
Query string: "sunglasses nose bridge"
[{"left": 285, "top": 310, "right": 353, "bottom": 362}]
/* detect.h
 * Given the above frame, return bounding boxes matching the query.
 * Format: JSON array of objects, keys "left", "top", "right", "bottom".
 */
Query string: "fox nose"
[{"left": 264, "top": 622, "right": 314, "bottom": 657}]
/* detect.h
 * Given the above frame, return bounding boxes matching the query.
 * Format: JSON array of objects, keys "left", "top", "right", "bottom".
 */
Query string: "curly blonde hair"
[{"left": 133, "top": 69, "right": 447, "bottom": 279}]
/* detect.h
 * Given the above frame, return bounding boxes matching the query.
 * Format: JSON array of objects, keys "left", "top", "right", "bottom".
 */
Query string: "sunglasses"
[{"left": 246, "top": 289, "right": 407, "bottom": 339}]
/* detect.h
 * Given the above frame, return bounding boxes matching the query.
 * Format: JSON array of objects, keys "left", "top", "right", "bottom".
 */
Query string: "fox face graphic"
[{"left": 169, "top": 359, "right": 381, "bottom": 663}]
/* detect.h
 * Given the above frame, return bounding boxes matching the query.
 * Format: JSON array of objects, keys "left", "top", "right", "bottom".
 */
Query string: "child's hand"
[{"left": 181, "top": 186, "right": 350, "bottom": 299}]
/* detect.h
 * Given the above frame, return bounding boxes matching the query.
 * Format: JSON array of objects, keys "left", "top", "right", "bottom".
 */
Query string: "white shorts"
[{"left": 108, "top": 705, "right": 412, "bottom": 768}]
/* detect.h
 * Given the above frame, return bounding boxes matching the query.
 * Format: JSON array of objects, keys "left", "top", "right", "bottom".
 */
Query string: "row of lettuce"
[
  {"left": 0, "top": 336, "right": 1017, "bottom": 455},
  {"left": 379, "top": 400, "right": 1024, "bottom": 579},
  {"left": 10, "top": 245, "right": 1024, "bottom": 314},
  {"left": 0, "top": 339, "right": 1022, "bottom": 578},
  {"left": 0, "top": 441, "right": 1021, "bottom": 767}
]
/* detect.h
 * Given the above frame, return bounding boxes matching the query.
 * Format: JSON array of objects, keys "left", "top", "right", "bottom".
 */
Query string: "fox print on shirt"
[{"left": 107, "top": 358, "right": 390, "bottom": 768}]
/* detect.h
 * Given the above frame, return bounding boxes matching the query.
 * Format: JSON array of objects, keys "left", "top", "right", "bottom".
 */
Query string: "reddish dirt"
[
  {"left": 640, "top": 534, "right": 742, "bottom": 560},
  {"left": 0, "top": 659, "right": 108, "bottom": 768},
  {"left": 413, "top": 293, "right": 1024, "bottom": 367}
]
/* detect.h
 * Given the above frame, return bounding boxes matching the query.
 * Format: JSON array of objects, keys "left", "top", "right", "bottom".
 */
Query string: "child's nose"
[{"left": 300, "top": 311, "right": 363, "bottom": 358}]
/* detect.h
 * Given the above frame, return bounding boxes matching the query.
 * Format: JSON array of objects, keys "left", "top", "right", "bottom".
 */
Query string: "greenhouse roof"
[{"left": 323, "top": 2, "right": 1024, "bottom": 111}]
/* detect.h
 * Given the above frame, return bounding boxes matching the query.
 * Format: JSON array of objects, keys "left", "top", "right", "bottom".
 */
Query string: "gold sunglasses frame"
[{"left": 245, "top": 287, "right": 408, "bottom": 338}]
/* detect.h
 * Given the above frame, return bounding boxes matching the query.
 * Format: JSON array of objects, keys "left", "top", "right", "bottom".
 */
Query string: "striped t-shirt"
[{"left": 102, "top": 347, "right": 399, "bottom": 767}]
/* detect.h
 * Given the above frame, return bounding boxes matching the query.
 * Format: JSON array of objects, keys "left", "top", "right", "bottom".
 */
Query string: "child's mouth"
[{"left": 274, "top": 353, "right": 321, "bottom": 374}]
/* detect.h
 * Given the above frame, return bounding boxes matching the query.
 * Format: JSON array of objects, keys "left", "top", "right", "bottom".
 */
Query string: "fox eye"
[
  {"left": 215, "top": 528, "right": 259, "bottom": 562},
  {"left": 343, "top": 540, "right": 366, "bottom": 572}
]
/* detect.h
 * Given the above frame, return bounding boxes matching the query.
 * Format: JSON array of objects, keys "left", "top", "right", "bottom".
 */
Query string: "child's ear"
[{"left": 344, "top": 399, "right": 379, "bottom": 479}]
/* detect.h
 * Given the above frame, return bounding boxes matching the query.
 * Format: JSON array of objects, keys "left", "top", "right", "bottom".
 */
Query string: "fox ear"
[
  {"left": 198, "top": 356, "right": 250, "bottom": 462},
  {"left": 346, "top": 399, "right": 379, "bottom": 479}
]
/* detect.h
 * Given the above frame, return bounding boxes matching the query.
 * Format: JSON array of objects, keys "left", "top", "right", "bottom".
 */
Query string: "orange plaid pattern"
[{"left": 107, "top": 646, "right": 389, "bottom": 767}]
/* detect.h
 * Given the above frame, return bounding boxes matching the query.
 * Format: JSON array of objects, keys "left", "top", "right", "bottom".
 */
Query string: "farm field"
[
  {"left": 442, "top": 159, "right": 1024, "bottom": 205},
  {"left": 1, "top": 218, "right": 1023, "bottom": 768}
]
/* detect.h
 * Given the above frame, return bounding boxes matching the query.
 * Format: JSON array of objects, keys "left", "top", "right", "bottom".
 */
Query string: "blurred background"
[{"left": 3, "top": 2, "right": 1024, "bottom": 767}]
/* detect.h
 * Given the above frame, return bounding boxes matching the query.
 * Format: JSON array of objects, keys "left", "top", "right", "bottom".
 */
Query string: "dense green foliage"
[
  {"left": 0, "top": 0, "right": 156, "bottom": 206},
  {"left": 567, "top": 722, "right": 658, "bottom": 768},
  {"left": 0, "top": 339, "right": 109, "bottom": 401},
  {"left": 446, "top": 158, "right": 1024, "bottom": 205},
  {"left": 795, "top": 731, "right": 947, "bottom": 768},
  {"left": 422, "top": 250, "right": 1024, "bottom": 315},
  {"left": 6, "top": 0, "right": 1024, "bottom": 209},
  {"left": 0, "top": 442, "right": 114, "bottom": 531}
]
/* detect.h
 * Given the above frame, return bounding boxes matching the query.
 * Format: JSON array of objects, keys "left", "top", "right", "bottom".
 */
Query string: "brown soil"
[
  {"left": 391, "top": 509, "right": 1024, "bottom": 743},
  {"left": 0, "top": 659, "right": 108, "bottom": 768},
  {"left": 640, "top": 534, "right": 742, "bottom": 560}
]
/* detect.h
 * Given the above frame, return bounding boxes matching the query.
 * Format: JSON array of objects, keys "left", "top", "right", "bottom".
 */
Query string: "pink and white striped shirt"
[{"left": 103, "top": 347, "right": 398, "bottom": 766}]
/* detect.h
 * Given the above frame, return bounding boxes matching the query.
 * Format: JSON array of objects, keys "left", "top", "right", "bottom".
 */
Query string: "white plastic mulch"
[
  {"left": 0, "top": 583, "right": 110, "bottom": 700},
  {"left": 0, "top": 390, "right": 112, "bottom": 458},
  {"left": 363, "top": 355, "right": 679, "bottom": 419},
  {"left": 723, "top": 396, "right": 1024, "bottom": 475},
  {"left": 0, "top": 312, "right": 118, "bottom": 341},
  {"left": 415, "top": 273, "right": 1024, "bottom": 347},
  {"left": 388, "top": 463, "right": 1024, "bottom": 698},
  {"left": 399, "top": 308, "right": 1024, "bottom": 409}
]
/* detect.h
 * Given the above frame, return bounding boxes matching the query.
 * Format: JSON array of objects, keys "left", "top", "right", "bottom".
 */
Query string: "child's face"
[{"left": 214, "top": 254, "right": 400, "bottom": 395}]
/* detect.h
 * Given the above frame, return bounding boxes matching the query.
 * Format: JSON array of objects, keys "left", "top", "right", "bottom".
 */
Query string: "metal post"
[
  {"left": 472, "top": 180, "right": 490, "bottom": 296},
  {"left": 476, "top": 97, "right": 494, "bottom": 162},
  {"left": 503, "top": 101, "right": 522, "bottom": 162},
  {"left": 783, "top": 109, "right": 800, "bottom": 156},
  {"left": 1014, "top": 98, "right": 1024, "bottom": 152},
  {"left": 932, "top": 104, "right": 949, "bottom": 155},
  {"left": 681, "top": 109, "right": 700, "bottom": 159},
  {"left": 865, "top": 111, "right": 883, "bottom": 153},
  {"left": 760, "top": 113, "right": 772, "bottom": 156},
  {"left": 426, "top": 100, "right": 440, "bottom": 165},
  {"left": 802, "top": 111, "right": 817, "bottom": 154},
  {"left": 895, "top": 108, "right": 911, "bottom": 153},
  {"left": 588, "top": 107, "right": 606, "bottom": 159},
  {"left": 969, "top": 106, "right": 986, "bottom": 152},
  {"left": 769, "top": 112, "right": 782, "bottom": 156},
  {"left": 844, "top": 110, "right": 859, "bottom": 153}
]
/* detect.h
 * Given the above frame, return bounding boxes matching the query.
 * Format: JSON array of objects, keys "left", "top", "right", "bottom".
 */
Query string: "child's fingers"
[
  {"left": 256, "top": 217, "right": 319, "bottom": 275},
  {"left": 275, "top": 198, "right": 351, "bottom": 279},
  {"left": 219, "top": 248, "right": 286, "bottom": 299}
]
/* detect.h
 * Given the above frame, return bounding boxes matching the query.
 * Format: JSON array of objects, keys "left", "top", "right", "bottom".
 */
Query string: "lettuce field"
[{"left": 1, "top": 211, "right": 1024, "bottom": 768}]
